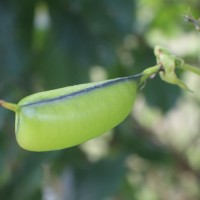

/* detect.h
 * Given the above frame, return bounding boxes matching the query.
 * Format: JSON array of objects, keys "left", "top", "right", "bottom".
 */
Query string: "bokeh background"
[{"left": 0, "top": 0, "right": 200, "bottom": 199}]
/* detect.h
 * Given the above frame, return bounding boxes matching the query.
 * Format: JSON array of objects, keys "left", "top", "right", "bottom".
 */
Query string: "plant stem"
[
  {"left": 140, "top": 64, "right": 161, "bottom": 84},
  {"left": 177, "top": 63, "right": 200, "bottom": 76},
  {"left": 184, "top": 15, "right": 200, "bottom": 31}
]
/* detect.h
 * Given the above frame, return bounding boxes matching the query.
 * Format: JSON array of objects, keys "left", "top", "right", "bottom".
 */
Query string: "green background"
[{"left": 0, "top": 0, "right": 200, "bottom": 199}]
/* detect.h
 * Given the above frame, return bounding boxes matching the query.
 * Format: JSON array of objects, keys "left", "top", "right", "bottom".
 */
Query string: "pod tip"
[
  {"left": 0, "top": 100, "right": 18, "bottom": 112},
  {"left": 0, "top": 100, "right": 5, "bottom": 107}
]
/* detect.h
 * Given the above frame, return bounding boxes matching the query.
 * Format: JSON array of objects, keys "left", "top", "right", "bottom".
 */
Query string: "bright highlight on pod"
[{"left": 1, "top": 46, "right": 200, "bottom": 152}]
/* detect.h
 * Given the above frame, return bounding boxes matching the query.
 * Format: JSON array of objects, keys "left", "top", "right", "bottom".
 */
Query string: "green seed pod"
[
  {"left": 2, "top": 45, "right": 199, "bottom": 152},
  {"left": 0, "top": 74, "right": 144, "bottom": 151}
]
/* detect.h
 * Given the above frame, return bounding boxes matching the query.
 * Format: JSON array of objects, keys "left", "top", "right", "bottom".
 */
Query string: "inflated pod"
[
  {"left": 1, "top": 45, "right": 197, "bottom": 151},
  {"left": 0, "top": 74, "right": 144, "bottom": 151}
]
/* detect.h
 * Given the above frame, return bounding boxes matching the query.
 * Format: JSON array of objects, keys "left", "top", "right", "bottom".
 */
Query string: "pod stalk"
[
  {"left": 139, "top": 64, "right": 161, "bottom": 85},
  {"left": 0, "top": 100, "right": 18, "bottom": 112}
]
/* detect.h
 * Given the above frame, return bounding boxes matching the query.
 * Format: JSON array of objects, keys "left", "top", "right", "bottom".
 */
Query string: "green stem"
[
  {"left": 0, "top": 100, "right": 18, "bottom": 112},
  {"left": 177, "top": 63, "right": 200, "bottom": 76},
  {"left": 140, "top": 64, "right": 161, "bottom": 84}
]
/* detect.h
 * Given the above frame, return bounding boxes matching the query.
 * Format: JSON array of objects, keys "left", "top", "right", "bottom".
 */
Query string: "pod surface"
[{"left": 16, "top": 74, "right": 141, "bottom": 151}]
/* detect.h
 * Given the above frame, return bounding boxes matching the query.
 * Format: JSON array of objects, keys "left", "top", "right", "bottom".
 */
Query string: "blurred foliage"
[{"left": 0, "top": 0, "right": 200, "bottom": 200}]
